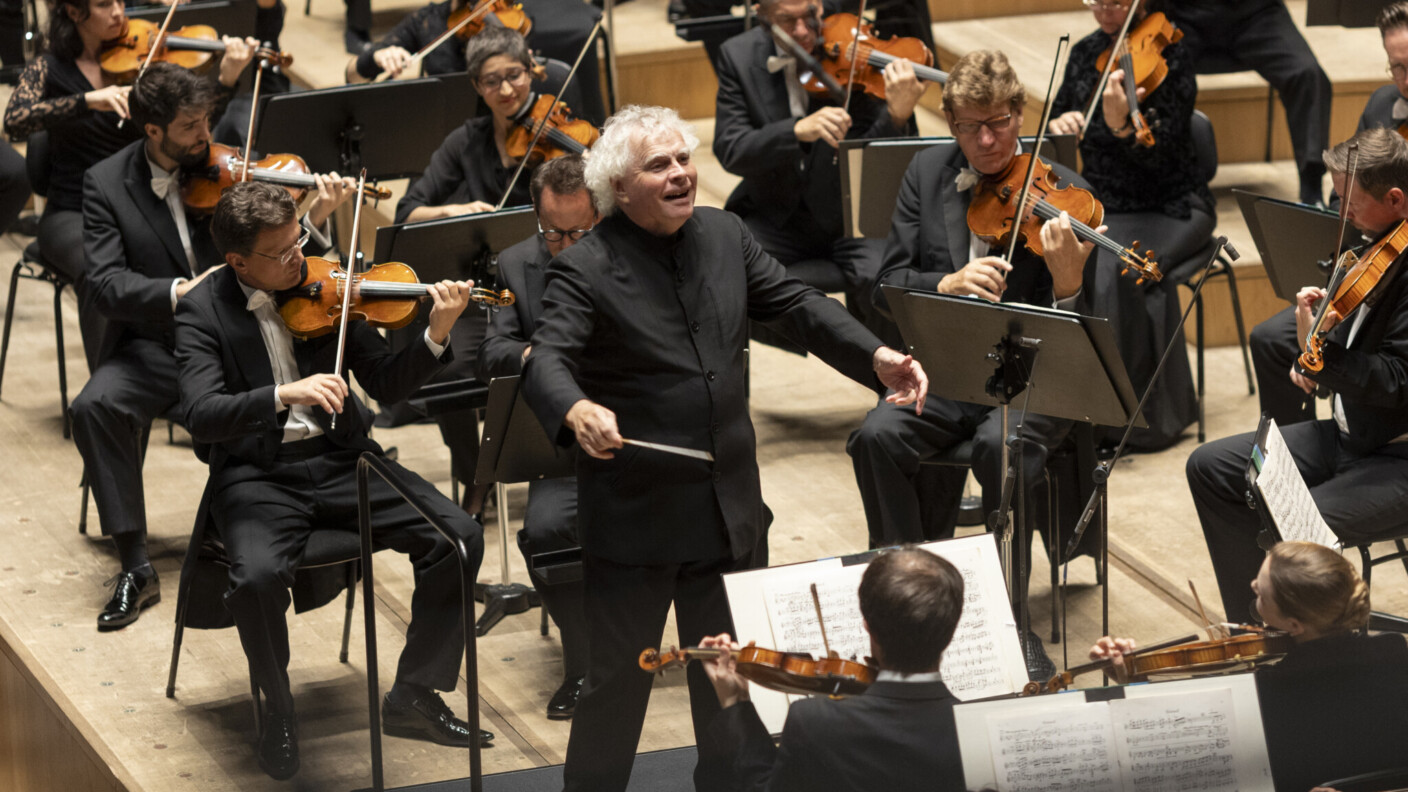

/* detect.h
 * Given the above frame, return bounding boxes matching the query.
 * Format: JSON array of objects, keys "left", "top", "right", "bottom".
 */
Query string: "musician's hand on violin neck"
[
  {"left": 1101, "top": 69, "right": 1145, "bottom": 136},
  {"left": 278, "top": 372, "right": 350, "bottom": 415},
  {"left": 373, "top": 46, "right": 414, "bottom": 79},
  {"left": 1047, "top": 111, "right": 1083, "bottom": 137},
  {"left": 698, "top": 633, "right": 749, "bottom": 709},
  {"left": 795, "top": 106, "right": 852, "bottom": 149},
  {"left": 564, "top": 399, "right": 623, "bottom": 460},
  {"left": 938, "top": 256, "right": 1010, "bottom": 303},
  {"left": 85, "top": 85, "right": 131, "bottom": 119},
  {"left": 1089, "top": 635, "right": 1136, "bottom": 684},
  {"left": 306, "top": 172, "right": 358, "bottom": 228},
  {"left": 217, "top": 36, "right": 261, "bottom": 88},
  {"left": 1041, "top": 211, "right": 1097, "bottom": 300},
  {"left": 424, "top": 279, "right": 473, "bottom": 346},
  {"left": 1294, "top": 286, "right": 1337, "bottom": 351},
  {"left": 882, "top": 59, "right": 923, "bottom": 127}
]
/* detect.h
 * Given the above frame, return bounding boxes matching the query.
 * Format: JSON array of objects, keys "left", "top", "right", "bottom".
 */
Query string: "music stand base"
[{"left": 474, "top": 583, "right": 539, "bottom": 636}]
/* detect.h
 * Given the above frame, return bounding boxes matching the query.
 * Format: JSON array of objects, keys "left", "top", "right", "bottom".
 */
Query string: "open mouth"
[{"left": 664, "top": 188, "right": 692, "bottom": 203}]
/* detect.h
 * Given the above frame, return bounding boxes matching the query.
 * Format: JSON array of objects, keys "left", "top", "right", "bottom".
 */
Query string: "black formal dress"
[
  {"left": 707, "top": 677, "right": 965, "bottom": 791},
  {"left": 474, "top": 234, "right": 587, "bottom": 683},
  {"left": 173, "top": 265, "right": 484, "bottom": 714},
  {"left": 850, "top": 143, "right": 1103, "bottom": 550},
  {"left": 521, "top": 207, "right": 884, "bottom": 791},
  {"left": 714, "top": 25, "right": 916, "bottom": 341},
  {"left": 1167, "top": 0, "right": 1331, "bottom": 204},
  {"left": 1051, "top": 27, "right": 1205, "bottom": 451},
  {"left": 1187, "top": 242, "right": 1408, "bottom": 622}
]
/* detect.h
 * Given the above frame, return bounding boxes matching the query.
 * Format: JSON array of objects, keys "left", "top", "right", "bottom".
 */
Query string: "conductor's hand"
[
  {"left": 278, "top": 373, "right": 350, "bottom": 415},
  {"left": 1295, "top": 286, "right": 1336, "bottom": 352},
  {"left": 795, "top": 106, "right": 852, "bottom": 149},
  {"left": 1047, "top": 110, "right": 1083, "bottom": 136},
  {"left": 565, "top": 399, "right": 622, "bottom": 459},
  {"left": 425, "top": 279, "right": 473, "bottom": 345},
  {"left": 1089, "top": 635, "right": 1137, "bottom": 684},
  {"left": 699, "top": 633, "right": 750, "bottom": 709},
  {"left": 938, "top": 256, "right": 1010, "bottom": 302},
  {"left": 373, "top": 45, "right": 414, "bottom": 78},
  {"left": 1041, "top": 211, "right": 1095, "bottom": 300},
  {"left": 218, "top": 36, "right": 261, "bottom": 87},
  {"left": 874, "top": 347, "right": 927, "bottom": 415},
  {"left": 306, "top": 171, "right": 358, "bottom": 228}
]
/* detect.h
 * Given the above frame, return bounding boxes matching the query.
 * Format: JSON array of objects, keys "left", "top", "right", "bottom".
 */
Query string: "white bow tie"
[
  {"left": 151, "top": 171, "right": 181, "bottom": 200},
  {"left": 955, "top": 167, "right": 981, "bottom": 192},
  {"left": 246, "top": 289, "right": 275, "bottom": 312},
  {"left": 766, "top": 55, "right": 795, "bottom": 73},
  {"left": 1394, "top": 97, "right": 1408, "bottom": 121}
]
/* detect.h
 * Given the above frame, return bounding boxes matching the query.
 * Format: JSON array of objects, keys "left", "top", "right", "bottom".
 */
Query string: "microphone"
[{"left": 1219, "top": 237, "right": 1241, "bottom": 262}]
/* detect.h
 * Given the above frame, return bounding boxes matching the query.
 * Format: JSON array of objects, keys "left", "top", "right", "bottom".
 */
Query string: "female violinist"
[{"left": 1047, "top": 0, "right": 1204, "bottom": 452}]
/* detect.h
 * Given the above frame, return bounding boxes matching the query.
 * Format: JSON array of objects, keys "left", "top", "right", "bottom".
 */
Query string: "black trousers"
[
  {"left": 70, "top": 337, "right": 180, "bottom": 537},
  {"left": 213, "top": 445, "right": 484, "bottom": 715},
  {"left": 1171, "top": 0, "right": 1331, "bottom": 189},
  {"left": 432, "top": 310, "right": 491, "bottom": 488},
  {"left": 1186, "top": 420, "right": 1408, "bottom": 621},
  {"left": 518, "top": 477, "right": 588, "bottom": 679},
  {"left": 38, "top": 207, "right": 106, "bottom": 372},
  {"left": 1251, "top": 305, "right": 1318, "bottom": 426},
  {"left": 561, "top": 543, "right": 764, "bottom": 792}
]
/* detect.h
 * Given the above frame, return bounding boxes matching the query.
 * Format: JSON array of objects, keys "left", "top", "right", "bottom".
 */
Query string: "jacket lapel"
[
  {"left": 123, "top": 150, "right": 195, "bottom": 277},
  {"left": 939, "top": 161, "right": 973, "bottom": 269},
  {"left": 212, "top": 268, "right": 276, "bottom": 391}
]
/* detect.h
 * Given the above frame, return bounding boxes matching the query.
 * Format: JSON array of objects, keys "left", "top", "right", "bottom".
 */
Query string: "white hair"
[{"left": 583, "top": 105, "right": 700, "bottom": 217}]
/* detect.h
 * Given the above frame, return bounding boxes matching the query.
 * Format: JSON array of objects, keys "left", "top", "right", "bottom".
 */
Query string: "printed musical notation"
[
  {"left": 1110, "top": 689, "right": 1241, "bottom": 792},
  {"left": 988, "top": 708, "right": 1120, "bottom": 792},
  {"left": 763, "top": 565, "right": 869, "bottom": 664},
  {"left": 1254, "top": 418, "right": 1340, "bottom": 549}
]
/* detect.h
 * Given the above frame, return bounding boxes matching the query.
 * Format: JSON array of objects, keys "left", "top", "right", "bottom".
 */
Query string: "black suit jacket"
[
  {"left": 710, "top": 679, "right": 966, "bottom": 791},
  {"left": 82, "top": 138, "right": 221, "bottom": 365},
  {"left": 1358, "top": 84, "right": 1402, "bottom": 132},
  {"left": 1294, "top": 244, "right": 1408, "bottom": 455},
  {"left": 871, "top": 142, "right": 1094, "bottom": 318},
  {"left": 713, "top": 26, "right": 914, "bottom": 237},
  {"left": 475, "top": 234, "right": 549, "bottom": 381},
  {"left": 521, "top": 208, "right": 883, "bottom": 564}
]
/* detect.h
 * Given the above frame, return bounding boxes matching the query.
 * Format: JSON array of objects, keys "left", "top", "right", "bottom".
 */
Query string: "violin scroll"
[{"left": 470, "top": 286, "right": 516, "bottom": 309}]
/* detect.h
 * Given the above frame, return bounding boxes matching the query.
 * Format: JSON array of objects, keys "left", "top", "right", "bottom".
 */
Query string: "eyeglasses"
[
  {"left": 1389, "top": 62, "right": 1408, "bottom": 80},
  {"left": 1082, "top": 0, "right": 1129, "bottom": 9},
  {"left": 538, "top": 219, "right": 593, "bottom": 243},
  {"left": 950, "top": 113, "right": 1015, "bottom": 136},
  {"left": 477, "top": 67, "right": 531, "bottom": 91},
  {"left": 770, "top": 6, "right": 819, "bottom": 30},
  {"left": 251, "top": 229, "right": 311, "bottom": 266}
]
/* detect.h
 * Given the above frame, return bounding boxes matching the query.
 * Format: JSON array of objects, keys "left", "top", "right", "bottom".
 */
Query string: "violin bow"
[
  {"left": 494, "top": 19, "right": 604, "bottom": 212},
  {"left": 118, "top": 0, "right": 183, "bottom": 130},
  {"left": 330, "top": 168, "right": 369, "bottom": 431},
  {"left": 239, "top": 52, "right": 270, "bottom": 183},
  {"left": 809, "top": 583, "right": 833, "bottom": 657},
  {"left": 374, "top": 0, "right": 500, "bottom": 83},
  {"left": 1003, "top": 34, "right": 1069, "bottom": 265},
  {"left": 1306, "top": 142, "right": 1359, "bottom": 351},
  {"left": 773, "top": 25, "right": 843, "bottom": 103},
  {"left": 1080, "top": 0, "right": 1142, "bottom": 140},
  {"left": 840, "top": 0, "right": 869, "bottom": 114}
]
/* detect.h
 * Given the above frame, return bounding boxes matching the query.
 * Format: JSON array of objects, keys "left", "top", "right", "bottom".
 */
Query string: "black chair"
[
  {"left": 1344, "top": 529, "right": 1408, "bottom": 634},
  {"left": 0, "top": 131, "right": 75, "bottom": 439},
  {"left": 1160, "top": 110, "right": 1255, "bottom": 443}
]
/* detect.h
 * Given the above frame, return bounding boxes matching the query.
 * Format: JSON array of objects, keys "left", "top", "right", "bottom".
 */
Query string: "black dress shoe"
[
  {"left": 97, "top": 567, "right": 160, "bottom": 631},
  {"left": 382, "top": 691, "right": 494, "bottom": 747},
  {"left": 258, "top": 711, "right": 299, "bottom": 781},
  {"left": 546, "top": 675, "right": 584, "bottom": 720}
]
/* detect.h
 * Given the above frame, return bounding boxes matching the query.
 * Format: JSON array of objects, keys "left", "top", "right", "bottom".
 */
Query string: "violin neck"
[
  {"left": 865, "top": 49, "right": 948, "bottom": 85},
  {"left": 1029, "top": 196, "right": 1128, "bottom": 260},
  {"left": 519, "top": 115, "right": 588, "bottom": 155},
  {"left": 247, "top": 166, "right": 317, "bottom": 189},
  {"left": 1118, "top": 51, "right": 1142, "bottom": 117},
  {"left": 163, "top": 35, "right": 226, "bottom": 53},
  {"left": 345, "top": 280, "right": 432, "bottom": 298}
]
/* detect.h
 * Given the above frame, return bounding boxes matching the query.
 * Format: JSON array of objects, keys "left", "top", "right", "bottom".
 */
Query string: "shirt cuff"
[
  {"left": 1054, "top": 288, "right": 1082, "bottom": 312},
  {"left": 273, "top": 384, "right": 286, "bottom": 410},
  {"left": 170, "top": 277, "right": 186, "bottom": 310},
  {"left": 423, "top": 328, "right": 448, "bottom": 358}
]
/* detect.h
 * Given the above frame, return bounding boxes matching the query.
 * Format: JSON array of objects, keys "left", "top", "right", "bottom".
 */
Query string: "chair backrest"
[
  {"left": 535, "top": 57, "right": 585, "bottom": 120},
  {"left": 25, "top": 130, "right": 50, "bottom": 199},
  {"left": 1190, "top": 109, "right": 1217, "bottom": 187}
]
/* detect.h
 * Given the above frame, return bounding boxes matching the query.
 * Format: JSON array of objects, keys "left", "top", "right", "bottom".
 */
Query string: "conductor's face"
[
  {"left": 614, "top": 132, "right": 697, "bottom": 236},
  {"left": 948, "top": 101, "right": 1023, "bottom": 177},
  {"left": 232, "top": 220, "right": 306, "bottom": 292}
]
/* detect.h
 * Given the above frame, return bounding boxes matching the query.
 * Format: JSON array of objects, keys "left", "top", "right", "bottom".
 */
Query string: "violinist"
[
  {"left": 698, "top": 547, "right": 966, "bottom": 792},
  {"left": 73, "top": 63, "right": 355, "bottom": 632},
  {"left": 1092, "top": 541, "right": 1408, "bottom": 790},
  {"left": 850, "top": 50, "right": 1106, "bottom": 679},
  {"left": 1, "top": 0, "right": 258, "bottom": 367},
  {"left": 1047, "top": 0, "right": 1201, "bottom": 451},
  {"left": 713, "top": 0, "right": 923, "bottom": 340},
  {"left": 1187, "top": 129, "right": 1408, "bottom": 633},
  {"left": 173, "top": 181, "right": 488, "bottom": 780}
]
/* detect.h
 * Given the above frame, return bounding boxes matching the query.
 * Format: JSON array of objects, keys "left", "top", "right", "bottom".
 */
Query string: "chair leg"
[
  {"left": 1221, "top": 258, "right": 1254, "bottom": 396},
  {"left": 1195, "top": 289, "right": 1206, "bottom": 444},
  {"left": 340, "top": 562, "right": 357, "bottom": 664},
  {"left": 78, "top": 470, "right": 89, "bottom": 535},
  {"left": 1360, "top": 545, "right": 1374, "bottom": 588},
  {"left": 0, "top": 261, "right": 23, "bottom": 398},
  {"left": 1047, "top": 470, "right": 1059, "bottom": 645},
  {"left": 53, "top": 281, "right": 70, "bottom": 439},
  {"left": 540, "top": 600, "right": 549, "bottom": 636},
  {"left": 1398, "top": 540, "right": 1408, "bottom": 579},
  {"left": 165, "top": 568, "right": 196, "bottom": 698}
]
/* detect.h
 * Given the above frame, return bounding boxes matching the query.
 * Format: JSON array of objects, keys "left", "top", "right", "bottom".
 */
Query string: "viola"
[
  {"left": 276, "top": 256, "right": 513, "bottom": 340},
  {"left": 639, "top": 644, "right": 874, "bottom": 698},
  {"left": 181, "top": 143, "right": 392, "bottom": 216},
  {"left": 1025, "top": 628, "right": 1292, "bottom": 695},
  {"left": 799, "top": 13, "right": 947, "bottom": 100},
  {"left": 1299, "top": 220, "right": 1408, "bottom": 372},
  {"left": 100, "top": 18, "right": 291, "bottom": 84},
  {"left": 448, "top": 0, "right": 532, "bottom": 40},
  {"left": 1093, "top": 11, "right": 1182, "bottom": 148},
  {"left": 505, "top": 94, "right": 599, "bottom": 163},
  {"left": 967, "top": 153, "right": 1163, "bottom": 283}
]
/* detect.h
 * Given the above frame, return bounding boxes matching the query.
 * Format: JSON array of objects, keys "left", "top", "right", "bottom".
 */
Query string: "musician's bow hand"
[
  {"left": 425, "top": 279, "right": 473, "bottom": 346},
  {"left": 218, "top": 36, "right": 261, "bottom": 88},
  {"left": 373, "top": 45, "right": 414, "bottom": 79},
  {"left": 278, "top": 372, "right": 350, "bottom": 415},
  {"left": 85, "top": 85, "right": 131, "bottom": 119},
  {"left": 938, "top": 256, "right": 1010, "bottom": 303},
  {"left": 795, "top": 106, "right": 852, "bottom": 149},
  {"left": 306, "top": 171, "right": 358, "bottom": 228},
  {"left": 699, "top": 633, "right": 750, "bottom": 709},
  {"left": 874, "top": 347, "right": 927, "bottom": 415},
  {"left": 1089, "top": 635, "right": 1136, "bottom": 684},
  {"left": 1295, "top": 286, "right": 1337, "bottom": 352},
  {"left": 1047, "top": 110, "right": 1083, "bottom": 137},
  {"left": 565, "top": 399, "right": 622, "bottom": 459},
  {"left": 882, "top": 59, "right": 923, "bottom": 128}
]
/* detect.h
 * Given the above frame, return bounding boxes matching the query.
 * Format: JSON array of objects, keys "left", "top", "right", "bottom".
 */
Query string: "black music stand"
[
  {"left": 252, "top": 72, "right": 479, "bottom": 179},
  {"left": 884, "top": 286, "right": 1141, "bottom": 639},
  {"left": 471, "top": 376, "right": 577, "bottom": 636},
  {"left": 1234, "top": 188, "right": 1342, "bottom": 300},
  {"left": 839, "top": 135, "right": 1080, "bottom": 240}
]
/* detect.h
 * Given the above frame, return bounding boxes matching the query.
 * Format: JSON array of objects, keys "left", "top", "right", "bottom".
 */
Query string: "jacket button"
[
  {"left": 713, "top": 472, "right": 722, "bottom": 482},
  {"left": 706, "top": 370, "right": 716, "bottom": 381},
  {"left": 690, "top": 321, "right": 700, "bottom": 333},
  {"left": 711, "top": 422, "right": 720, "bottom": 434}
]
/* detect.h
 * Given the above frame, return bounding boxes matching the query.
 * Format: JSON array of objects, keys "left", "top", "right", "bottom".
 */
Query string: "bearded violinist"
[{"left": 713, "top": 0, "right": 923, "bottom": 341}]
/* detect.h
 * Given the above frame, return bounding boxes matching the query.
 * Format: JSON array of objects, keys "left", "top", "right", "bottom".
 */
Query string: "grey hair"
[{"left": 583, "top": 105, "right": 700, "bottom": 216}]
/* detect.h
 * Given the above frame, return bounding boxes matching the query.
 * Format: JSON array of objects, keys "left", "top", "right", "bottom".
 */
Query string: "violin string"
[
  {"left": 1030, "top": 199, "right": 1128, "bottom": 259},
  {"left": 1005, "top": 35, "right": 1069, "bottom": 264}
]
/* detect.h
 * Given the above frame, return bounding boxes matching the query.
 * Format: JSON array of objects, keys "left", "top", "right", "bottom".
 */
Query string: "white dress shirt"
[{"left": 147, "top": 152, "right": 198, "bottom": 311}]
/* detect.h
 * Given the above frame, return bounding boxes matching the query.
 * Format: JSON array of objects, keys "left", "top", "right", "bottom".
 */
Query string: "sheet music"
[
  {"left": 763, "top": 564, "right": 870, "bottom": 663},
  {"left": 1110, "top": 688, "right": 1239, "bottom": 792},
  {"left": 987, "top": 704, "right": 1121, "bottom": 792},
  {"left": 918, "top": 538, "right": 1026, "bottom": 699},
  {"left": 1254, "top": 418, "right": 1341, "bottom": 549}
]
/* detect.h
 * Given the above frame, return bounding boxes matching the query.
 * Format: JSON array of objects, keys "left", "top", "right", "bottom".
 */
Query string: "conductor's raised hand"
[
  {"left": 565, "top": 399, "right": 623, "bottom": 459},
  {"left": 425, "top": 279, "right": 473, "bottom": 345},
  {"left": 938, "top": 255, "right": 1010, "bottom": 302},
  {"left": 873, "top": 347, "right": 927, "bottom": 415},
  {"left": 278, "top": 373, "right": 350, "bottom": 414},
  {"left": 699, "top": 633, "right": 750, "bottom": 709}
]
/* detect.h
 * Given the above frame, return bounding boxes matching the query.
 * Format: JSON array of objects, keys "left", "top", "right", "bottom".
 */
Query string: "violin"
[
  {"left": 967, "top": 153, "right": 1163, "bottom": 283},
  {"left": 276, "top": 257, "right": 513, "bottom": 340},
  {"left": 639, "top": 644, "right": 875, "bottom": 698},
  {"left": 448, "top": 0, "right": 532, "bottom": 40},
  {"left": 798, "top": 13, "right": 947, "bottom": 100},
  {"left": 181, "top": 143, "right": 392, "bottom": 216},
  {"left": 1092, "top": 10, "right": 1181, "bottom": 147},
  {"left": 505, "top": 94, "right": 599, "bottom": 163},
  {"left": 1025, "top": 628, "right": 1293, "bottom": 695},
  {"left": 1299, "top": 219, "right": 1408, "bottom": 372},
  {"left": 100, "top": 18, "right": 291, "bottom": 84}
]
